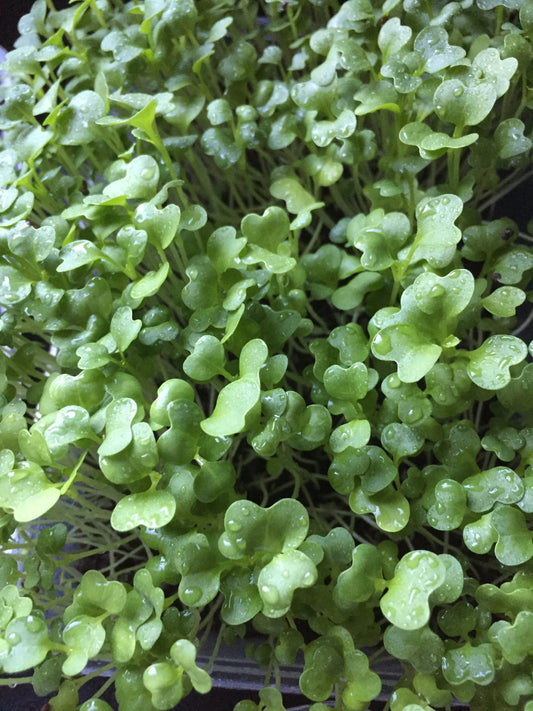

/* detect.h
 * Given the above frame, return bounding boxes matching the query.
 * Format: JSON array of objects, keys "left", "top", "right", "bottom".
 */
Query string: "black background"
[
  {"left": 2, "top": 0, "right": 69, "bottom": 49},
  {"left": 3, "top": 0, "right": 39, "bottom": 49}
]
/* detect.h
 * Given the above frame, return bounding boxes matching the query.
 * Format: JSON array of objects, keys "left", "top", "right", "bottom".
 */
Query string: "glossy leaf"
[
  {"left": 378, "top": 18, "right": 412, "bottom": 60},
  {"left": 1, "top": 615, "right": 51, "bottom": 673},
  {"left": 400, "top": 121, "right": 478, "bottom": 159},
  {"left": 258, "top": 549, "right": 317, "bottom": 618},
  {"left": 442, "top": 642, "right": 495, "bottom": 687},
  {"left": 110, "top": 306, "right": 142, "bottom": 352},
  {"left": 350, "top": 485, "right": 410, "bottom": 532},
  {"left": 218, "top": 499, "right": 309, "bottom": 560},
  {"left": 201, "top": 339, "right": 268, "bottom": 437},
  {"left": 55, "top": 90, "right": 105, "bottom": 145},
  {"left": 220, "top": 567, "right": 262, "bottom": 625},
  {"left": 98, "top": 398, "right": 138, "bottom": 458},
  {"left": 270, "top": 178, "right": 325, "bottom": 230},
  {"left": 333, "top": 544, "right": 384, "bottom": 608},
  {"left": 111, "top": 489, "right": 176, "bottom": 532},
  {"left": 133, "top": 202, "right": 181, "bottom": 250},
  {"left": 104, "top": 155, "right": 160, "bottom": 200},
  {"left": 130, "top": 261, "right": 170, "bottom": 300},
  {"left": 466, "top": 335, "right": 527, "bottom": 390},
  {"left": 0, "top": 451, "right": 60, "bottom": 522},
  {"left": 330, "top": 419, "right": 371, "bottom": 453},
  {"left": 408, "top": 195, "right": 463, "bottom": 268},
  {"left": 427, "top": 479, "right": 466, "bottom": 530},
  {"left": 183, "top": 335, "right": 226, "bottom": 381},
  {"left": 63, "top": 615, "right": 106, "bottom": 676},
  {"left": 434, "top": 51, "right": 517, "bottom": 127},
  {"left": 149, "top": 379, "right": 195, "bottom": 428},
  {"left": 384, "top": 624, "right": 444, "bottom": 673},
  {"left": 157, "top": 400, "right": 203, "bottom": 465},
  {"left": 380, "top": 551, "right": 461, "bottom": 630},
  {"left": 463, "top": 467, "right": 524, "bottom": 513},
  {"left": 413, "top": 26, "right": 465, "bottom": 72}
]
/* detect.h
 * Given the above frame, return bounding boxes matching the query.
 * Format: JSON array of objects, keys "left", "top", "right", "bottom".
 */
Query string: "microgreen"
[{"left": 0, "top": 0, "right": 532, "bottom": 710}]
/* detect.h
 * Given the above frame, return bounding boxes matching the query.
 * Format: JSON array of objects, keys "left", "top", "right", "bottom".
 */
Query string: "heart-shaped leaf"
[
  {"left": 183, "top": 335, "right": 226, "bottom": 381},
  {"left": 111, "top": 489, "right": 176, "bottom": 532},
  {"left": 258, "top": 549, "right": 317, "bottom": 618},
  {"left": 201, "top": 339, "right": 268, "bottom": 437},
  {"left": 380, "top": 551, "right": 446, "bottom": 630},
  {"left": 218, "top": 499, "right": 309, "bottom": 560},
  {"left": 110, "top": 306, "right": 142, "bottom": 353},
  {"left": 466, "top": 335, "right": 527, "bottom": 390}
]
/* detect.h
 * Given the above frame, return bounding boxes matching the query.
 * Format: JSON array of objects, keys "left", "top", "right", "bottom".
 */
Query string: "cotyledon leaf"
[
  {"left": 380, "top": 550, "right": 446, "bottom": 630},
  {"left": 201, "top": 339, "right": 268, "bottom": 437},
  {"left": 111, "top": 488, "right": 176, "bottom": 532}
]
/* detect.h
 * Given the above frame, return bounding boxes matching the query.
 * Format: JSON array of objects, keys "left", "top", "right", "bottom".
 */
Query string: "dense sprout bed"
[{"left": 0, "top": 1, "right": 533, "bottom": 710}]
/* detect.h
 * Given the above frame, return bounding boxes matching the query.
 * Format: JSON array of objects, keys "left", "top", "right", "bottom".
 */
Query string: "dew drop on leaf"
[
  {"left": 403, "top": 406, "right": 422, "bottom": 424},
  {"left": 140, "top": 167, "right": 156, "bottom": 181},
  {"left": 387, "top": 374, "right": 401, "bottom": 389},
  {"left": 25, "top": 615, "right": 42, "bottom": 633},
  {"left": 302, "top": 571, "right": 314, "bottom": 586},
  {"left": 261, "top": 584, "right": 280, "bottom": 605},
  {"left": 373, "top": 332, "right": 392, "bottom": 356},
  {"left": 430, "top": 284, "right": 445, "bottom": 297},
  {"left": 181, "top": 587, "right": 202, "bottom": 605}
]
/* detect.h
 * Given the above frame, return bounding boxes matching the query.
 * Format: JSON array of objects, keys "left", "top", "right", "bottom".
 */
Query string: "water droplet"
[
  {"left": 403, "top": 405, "right": 423, "bottom": 424},
  {"left": 430, "top": 284, "right": 445, "bottom": 297},
  {"left": 373, "top": 332, "right": 392, "bottom": 357},
  {"left": 302, "top": 571, "right": 314, "bottom": 586},
  {"left": 282, "top": 569, "right": 290, "bottom": 579},
  {"left": 453, "top": 86, "right": 464, "bottom": 97},
  {"left": 141, "top": 167, "right": 155, "bottom": 180},
  {"left": 386, "top": 373, "right": 401, "bottom": 389},
  {"left": 261, "top": 584, "right": 280, "bottom": 605},
  {"left": 405, "top": 554, "right": 419, "bottom": 570},
  {"left": 135, "top": 206, "right": 147, "bottom": 224},
  {"left": 227, "top": 519, "right": 242, "bottom": 532},
  {"left": 419, "top": 202, "right": 437, "bottom": 216},
  {"left": 25, "top": 615, "right": 42, "bottom": 633},
  {"left": 180, "top": 586, "right": 202, "bottom": 604},
  {"left": 7, "top": 632, "right": 20, "bottom": 645}
]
